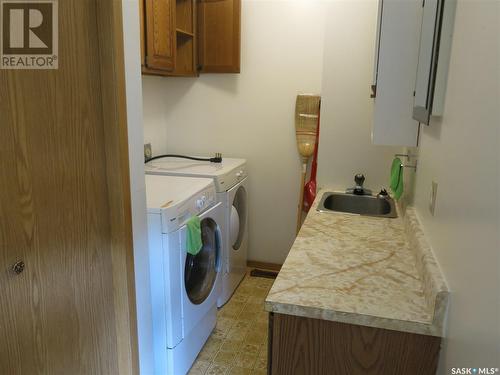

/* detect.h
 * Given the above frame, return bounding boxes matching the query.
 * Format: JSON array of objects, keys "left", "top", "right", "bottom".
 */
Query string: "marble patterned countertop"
[{"left": 264, "top": 189, "right": 449, "bottom": 337}]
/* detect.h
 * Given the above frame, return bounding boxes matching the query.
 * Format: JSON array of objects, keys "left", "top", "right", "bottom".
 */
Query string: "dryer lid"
[{"left": 145, "top": 157, "right": 247, "bottom": 192}]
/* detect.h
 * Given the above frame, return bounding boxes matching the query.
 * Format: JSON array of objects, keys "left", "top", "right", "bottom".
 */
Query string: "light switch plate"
[
  {"left": 144, "top": 143, "right": 152, "bottom": 161},
  {"left": 429, "top": 181, "right": 438, "bottom": 216}
]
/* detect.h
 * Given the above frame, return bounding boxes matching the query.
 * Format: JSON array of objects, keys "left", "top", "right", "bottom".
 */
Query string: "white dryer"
[
  {"left": 146, "top": 175, "right": 223, "bottom": 375},
  {"left": 226, "top": 176, "right": 248, "bottom": 294},
  {"left": 146, "top": 157, "right": 248, "bottom": 307}
]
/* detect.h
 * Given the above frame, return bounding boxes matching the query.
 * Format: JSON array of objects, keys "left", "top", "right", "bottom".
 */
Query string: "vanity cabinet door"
[
  {"left": 269, "top": 313, "right": 442, "bottom": 375},
  {"left": 371, "top": 0, "right": 421, "bottom": 147}
]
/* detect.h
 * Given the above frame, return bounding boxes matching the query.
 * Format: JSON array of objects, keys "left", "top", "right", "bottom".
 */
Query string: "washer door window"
[
  {"left": 230, "top": 186, "right": 247, "bottom": 251},
  {"left": 184, "top": 218, "right": 220, "bottom": 305}
]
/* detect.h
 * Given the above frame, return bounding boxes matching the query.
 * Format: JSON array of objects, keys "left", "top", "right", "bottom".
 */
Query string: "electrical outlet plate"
[
  {"left": 144, "top": 143, "right": 152, "bottom": 161},
  {"left": 429, "top": 181, "right": 438, "bottom": 216}
]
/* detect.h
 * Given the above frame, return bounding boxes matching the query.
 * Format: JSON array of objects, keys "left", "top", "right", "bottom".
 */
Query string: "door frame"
[{"left": 95, "top": 1, "right": 139, "bottom": 374}]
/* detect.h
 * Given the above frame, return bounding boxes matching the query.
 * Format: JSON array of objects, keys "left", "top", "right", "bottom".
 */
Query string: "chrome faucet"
[{"left": 346, "top": 174, "right": 372, "bottom": 196}]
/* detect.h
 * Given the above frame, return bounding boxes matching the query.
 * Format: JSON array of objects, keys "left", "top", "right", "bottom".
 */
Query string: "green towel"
[
  {"left": 186, "top": 216, "right": 203, "bottom": 255},
  {"left": 390, "top": 157, "right": 404, "bottom": 200}
]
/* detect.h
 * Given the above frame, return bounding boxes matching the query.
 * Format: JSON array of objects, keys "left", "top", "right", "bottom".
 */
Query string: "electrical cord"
[{"left": 145, "top": 153, "right": 222, "bottom": 164}]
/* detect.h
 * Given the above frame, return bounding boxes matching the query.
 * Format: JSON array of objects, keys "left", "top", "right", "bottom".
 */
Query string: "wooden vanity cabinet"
[
  {"left": 268, "top": 313, "right": 442, "bottom": 375},
  {"left": 140, "top": 0, "right": 241, "bottom": 76}
]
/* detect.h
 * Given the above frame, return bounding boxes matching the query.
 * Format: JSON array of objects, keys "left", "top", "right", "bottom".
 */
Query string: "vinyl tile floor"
[{"left": 188, "top": 272, "right": 275, "bottom": 375}]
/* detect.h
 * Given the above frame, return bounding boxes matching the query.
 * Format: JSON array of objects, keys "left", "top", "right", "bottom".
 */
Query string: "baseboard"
[{"left": 247, "top": 260, "right": 282, "bottom": 272}]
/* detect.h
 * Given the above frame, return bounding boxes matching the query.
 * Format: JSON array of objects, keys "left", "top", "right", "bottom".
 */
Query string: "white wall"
[
  {"left": 142, "top": 0, "right": 399, "bottom": 264},
  {"left": 122, "top": 1, "right": 154, "bottom": 374},
  {"left": 143, "top": 0, "right": 327, "bottom": 264},
  {"left": 410, "top": 1, "right": 500, "bottom": 372},
  {"left": 317, "top": 0, "right": 399, "bottom": 192}
]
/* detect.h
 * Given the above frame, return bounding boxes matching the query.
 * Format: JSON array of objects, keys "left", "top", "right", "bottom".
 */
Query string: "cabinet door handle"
[
  {"left": 370, "top": 84, "right": 377, "bottom": 98},
  {"left": 11, "top": 261, "right": 25, "bottom": 275}
]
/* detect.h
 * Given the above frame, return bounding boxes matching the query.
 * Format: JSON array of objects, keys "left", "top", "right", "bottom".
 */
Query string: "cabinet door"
[
  {"left": 413, "top": 0, "right": 442, "bottom": 124},
  {"left": 372, "top": 0, "right": 421, "bottom": 147},
  {"left": 197, "top": 0, "right": 241, "bottom": 73},
  {"left": 145, "top": 0, "right": 176, "bottom": 71},
  {"left": 413, "top": 0, "right": 455, "bottom": 124}
]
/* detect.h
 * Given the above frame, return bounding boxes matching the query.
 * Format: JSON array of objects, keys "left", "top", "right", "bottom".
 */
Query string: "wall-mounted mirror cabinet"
[
  {"left": 371, "top": 0, "right": 422, "bottom": 147},
  {"left": 413, "top": 0, "right": 456, "bottom": 124},
  {"left": 371, "top": 0, "right": 456, "bottom": 146}
]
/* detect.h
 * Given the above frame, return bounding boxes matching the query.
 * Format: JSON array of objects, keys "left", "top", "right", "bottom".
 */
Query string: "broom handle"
[
  {"left": 310, "top": 111, "right": 320, "bottom": 181},
  {"left": 296, "top": 162, "right": 307, "bottom": 234}
]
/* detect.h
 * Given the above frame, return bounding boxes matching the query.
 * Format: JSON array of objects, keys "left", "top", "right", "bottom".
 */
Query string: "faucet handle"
[
  {"left": 354, "top": 174, "right": 365, "bottom": 187},
  {"left": 377, "top": 188, "right": 389, "bottom": 198}
]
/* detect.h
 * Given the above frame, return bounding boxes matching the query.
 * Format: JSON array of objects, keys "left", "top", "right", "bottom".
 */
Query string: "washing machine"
[
  {"left": 146, "top": 157, "right": 248, "bottom": 307},
  {"left": 146, "top": 174, "right": 223, "bottom": 375}
]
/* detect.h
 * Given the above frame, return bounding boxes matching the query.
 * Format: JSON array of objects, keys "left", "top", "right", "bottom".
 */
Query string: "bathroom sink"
[{"left": 317, "top": 192, "right": 397, "bottom": 218}]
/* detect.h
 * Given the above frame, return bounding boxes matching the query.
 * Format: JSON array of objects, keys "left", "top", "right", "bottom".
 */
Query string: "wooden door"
[
  {"left": 0, "top": 1, "right": 138, "bottom": 374},
  {"left": 145, "top": 0, "right": 176, "bottom": 71},
  {"left": 198, "top": 0, "right": 241, "bottom": 73}
]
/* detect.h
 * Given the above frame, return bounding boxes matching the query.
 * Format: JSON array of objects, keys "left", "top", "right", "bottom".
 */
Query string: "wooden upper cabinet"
[
  {"left": 197, "top": 0, "right": 241, "bottom": 73},
  {"left": 174, "top": 0, "right": 197, "bottom": 75},
  {"left": 145, "top": 0, "right": 176, "bottom": 71},
  {"left": 139, "top": 0, "right": 240, "bottom": 76},
  {"left": 140, "top": 0, "right": 146, "bottom": 67}
]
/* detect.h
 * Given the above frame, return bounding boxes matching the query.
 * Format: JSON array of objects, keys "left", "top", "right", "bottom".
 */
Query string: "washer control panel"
[
  {"left": 195, "top": 194, "right": 210, "bottom": 210},
  {"left": 160, "top": 185, "right": 216, "bottom": 234},
  {"left": 217, "top": 163, "right": 247, "bottom": 191},
  {"left": 173, "top": 187, "right": 215, "bottom": 231}
]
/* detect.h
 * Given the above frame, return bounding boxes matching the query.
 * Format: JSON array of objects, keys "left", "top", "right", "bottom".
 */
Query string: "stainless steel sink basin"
[{"left": 317, "top": 192, "right": 397, "bottom": 218}]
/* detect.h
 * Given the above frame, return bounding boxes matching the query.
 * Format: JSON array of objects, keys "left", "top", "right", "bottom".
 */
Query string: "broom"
[{"left": 295, "top": 94, "right": 321, "bottom": 234}]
